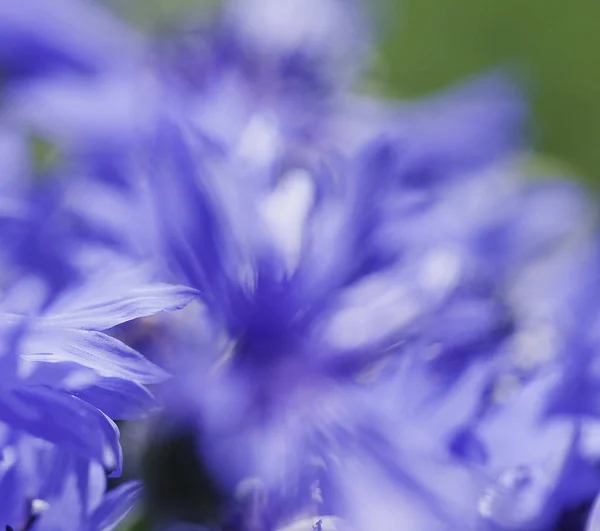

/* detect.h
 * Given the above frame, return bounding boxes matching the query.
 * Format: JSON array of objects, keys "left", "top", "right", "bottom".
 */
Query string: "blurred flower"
[
  {"left": 1, "top": 0, "right": 600, "bottom": 530},
  {"left": 135, "top": 2, "right": 600, "bottom": 530}
]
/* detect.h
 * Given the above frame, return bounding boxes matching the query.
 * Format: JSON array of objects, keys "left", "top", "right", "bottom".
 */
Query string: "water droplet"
[
  {"left": 30, "top": 499, "right": 49, "bottom": 516},
  {"left": 478, "top": 466, "right": 550, "bottom": 528}
]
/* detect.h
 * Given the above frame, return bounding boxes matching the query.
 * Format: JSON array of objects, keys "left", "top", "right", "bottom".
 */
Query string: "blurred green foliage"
[
  {"left": 374, "top": 0, "right": 600, "bottom": 188},
  {"left": 30, "top": 134, "right": 61, "bottom": 176},
  {"left": 103, "top": 0, "right": 218, "bottom": 29}
]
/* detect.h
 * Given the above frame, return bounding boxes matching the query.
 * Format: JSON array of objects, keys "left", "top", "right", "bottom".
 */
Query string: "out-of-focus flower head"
[
  {"left": 141, "top": 53, "right": 561, "bottom": 531},
  {"left": 136, "top": 0, "right": 600, "bottom": 527},
  {"left": 0, "top": 0, "right": 162, "bottom": 291},
  {"left": 1, "top": 0, "right": 600, "bottom": 529}
]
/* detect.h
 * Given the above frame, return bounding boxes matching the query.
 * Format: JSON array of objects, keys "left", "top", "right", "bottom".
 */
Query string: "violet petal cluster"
[{"left": 0, "top": 1, "right": 600, "bottom": 531}]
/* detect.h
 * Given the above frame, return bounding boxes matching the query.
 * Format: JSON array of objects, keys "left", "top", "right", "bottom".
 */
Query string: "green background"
[{"left": 374, "top": 0, "right": 600, "bottom": 190}]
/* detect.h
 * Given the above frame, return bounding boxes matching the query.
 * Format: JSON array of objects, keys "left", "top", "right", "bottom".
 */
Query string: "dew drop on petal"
[
  {"left": 30, "top": 498, "right": 49, "bottom": 516},
  {"left": 478, "top": 465, "right": 550, "bottom": 528}
]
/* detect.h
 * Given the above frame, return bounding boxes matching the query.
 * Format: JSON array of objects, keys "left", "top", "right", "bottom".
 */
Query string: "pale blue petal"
[
  {"left": 88, "top": 480, "right": 142, "bottom": 531},
  {"left": 22, "top": 327, "right": 169, "bottom": 384}
]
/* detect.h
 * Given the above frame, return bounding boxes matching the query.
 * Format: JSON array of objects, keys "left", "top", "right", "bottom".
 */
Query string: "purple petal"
[
  {"left": 587, "top": 492, "right": 600, "bottom": 531},
  {"left": 0, "top": 387, "right": 121, "bottom": 471},
  {"left": 68, "top": 378, "right": 158, "bottom": 421},
  {"left": 0, "top": 0, "right": 141, "bottom": 78},
  {"left": 43, "top": 283, "right": 198, "bottom": 331},
  {"left": 22, "top": 327, "right": 169, "bottom": 384},
  {"left": 0, "top": 456, "right": 26, "bottom": 528},
  {"left": 397, "top": 72, "right": 527, "bottom": 184},
  {"left": 88, "top": 480, "right": 143, "bottom": 531}
]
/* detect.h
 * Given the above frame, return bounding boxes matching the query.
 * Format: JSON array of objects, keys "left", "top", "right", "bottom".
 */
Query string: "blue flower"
[
  {"left": 140, "top": 8, "right": 600, "bottom": 525},
  {"left": 0, "top": 430, "right": 142, "bottom": 531},
  {"left": 0, "top": 267, "right": 196, "bottom": 531},
  {"left": 142, "top": 62, "right": 558, "bottom": 529},
  {"left": 1, "top": 0, "right": 600, "bottom": 529},
  {"left": 0, "top": 0, "right": 159, "bottom": 281},
  {"left": 0, "top": 264, "right": 197, "bottom": 473},
  {"left": 0, "top": 4, "right": 203, "bottom": 520}
]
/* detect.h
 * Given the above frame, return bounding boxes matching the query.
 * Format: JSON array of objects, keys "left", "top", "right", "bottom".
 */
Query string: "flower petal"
[
  {"left": 0, "top": 386, "right": 121, "bottom": 471},
  {"left": 69, "top": 378, "right": 158, "bottom": 421},
  {"left": 43, "top": 283, "right": 198, "bottom": 331},
  {"left": 88, "top": 480, "right": 142, "bottom": 531},
  {"left": 22, "top": 327, "right": 169, "bottom": 384},
  {"left": 0, "top": 0, "right": 141, "bottom": 78}
]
